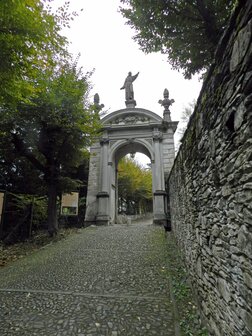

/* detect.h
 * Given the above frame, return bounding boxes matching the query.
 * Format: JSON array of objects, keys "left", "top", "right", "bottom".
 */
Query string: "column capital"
[
  {"left": 100, "top": 137, "right": 109, "bottom": 146},
  {"left": 153, "top": 130, "right": 163, "bottom": 142}
]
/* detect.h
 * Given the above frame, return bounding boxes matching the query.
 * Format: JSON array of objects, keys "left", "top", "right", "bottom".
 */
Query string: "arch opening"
[
  {"left": 116, "top": 152, "right": 153, "bottom": 224},
  {"left": 110, "top": 142, "right": 154, "bottom": 224}
]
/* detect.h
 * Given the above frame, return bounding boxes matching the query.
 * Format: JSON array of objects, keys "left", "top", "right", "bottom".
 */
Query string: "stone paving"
[{"left": 0, "top": 222, "right": 181, "bottom": 336}]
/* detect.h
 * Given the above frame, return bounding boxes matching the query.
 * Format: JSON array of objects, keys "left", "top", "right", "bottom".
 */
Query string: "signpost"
[{"left": 61, "top": 192, "right": 79, "bottom": 216}]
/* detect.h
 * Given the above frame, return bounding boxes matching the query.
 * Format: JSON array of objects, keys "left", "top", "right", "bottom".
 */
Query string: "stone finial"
[
  {"left": 158, "top": 88, "right": 175, "bottom": 122},
  {"left": 120, "top": 71, "right": 139, "bottom": 108},
  {"left": 94, "top": 93, "right": 104, "bottom": 112}
]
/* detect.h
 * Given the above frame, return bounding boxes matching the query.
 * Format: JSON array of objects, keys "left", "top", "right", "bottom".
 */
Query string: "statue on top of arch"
[{"left": 120, "top": 71, "right": 139, "bottom": 106}]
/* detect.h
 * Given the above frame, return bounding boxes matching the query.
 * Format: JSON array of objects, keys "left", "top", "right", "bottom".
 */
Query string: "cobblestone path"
[{"left": 0, "top": 222, "right": 180, "bottom": 336}]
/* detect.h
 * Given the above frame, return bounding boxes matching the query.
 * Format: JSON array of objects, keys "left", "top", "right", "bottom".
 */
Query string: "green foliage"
[
  {"left": 3, "top": 60, "right": 100, "bottom": 235},
  {"left": 118, "top": 156, "right": 152, "bottom": 214},
  {"left": 120, "top": 0, "right": 236, "bottom": 78},
  {"left": 0, "top": 0, "right": 68, "bottom": 107},
  {"left": 0, "top": 1, "right": 101, "bottom": 234},
  {"left": 2, "top": 193, "right": 48, "bottom": 242},
  {"left": 8, "top": 194, "right": 47, "bottom": 230},
  {"left": 150, "top": 229, "right": 209, "bottom": 336},
  {"left": 0, "top": 143, "right": 46, "bottom": 195},
  {"left": 4, "top": 60, "right": 100, "bottom": 193}
]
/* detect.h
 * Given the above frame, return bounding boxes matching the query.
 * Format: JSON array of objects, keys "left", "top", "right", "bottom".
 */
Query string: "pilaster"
[{"left": 96, "top": 137, "right": 110, "bottom": 225}]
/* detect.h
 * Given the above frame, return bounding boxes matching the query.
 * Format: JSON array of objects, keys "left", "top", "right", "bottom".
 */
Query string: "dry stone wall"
[{"left": 168, "top": 2, "right": 252, "bottom": 335}]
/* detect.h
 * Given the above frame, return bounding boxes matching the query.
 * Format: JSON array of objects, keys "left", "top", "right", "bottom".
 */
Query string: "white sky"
[{"left": 54, "top": 0, "right": 203, "bottom": 162}]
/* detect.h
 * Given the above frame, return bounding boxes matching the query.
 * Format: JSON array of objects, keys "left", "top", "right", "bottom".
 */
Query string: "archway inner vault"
[{"left": 85, "top": 106, "right": 178, "bottom": 226}]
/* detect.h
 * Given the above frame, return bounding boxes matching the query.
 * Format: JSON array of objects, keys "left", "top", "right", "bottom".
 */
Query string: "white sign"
[{"left": 61, "top": 192, "right": 79, "bottom": 216}]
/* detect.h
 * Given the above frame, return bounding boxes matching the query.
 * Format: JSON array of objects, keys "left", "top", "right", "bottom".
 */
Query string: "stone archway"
[
  {"left": 85, "top": 95, "right": 178, "bottom": 226},
  {"left": 109, "top": 138, "right": 153, "bottom": 224}
]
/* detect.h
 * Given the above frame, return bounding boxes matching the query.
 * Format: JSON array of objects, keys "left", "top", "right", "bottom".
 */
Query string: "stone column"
[
  {"left": 114, "top": 167, "right": 118, "bottom": 224},
  {"left": 152, "top": 130, "right": 167, "bottom": 226},
  {"left": 84, "top": 143, "right": 101, "bottom": 226},
  {"left": 96, "top": 138, "right": 110, "bottom": 225}
]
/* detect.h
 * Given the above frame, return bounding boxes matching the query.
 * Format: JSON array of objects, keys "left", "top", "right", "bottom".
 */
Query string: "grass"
[
  {"left": 0, "top": 227, "right": 80, "bottom": 267},
  {"left": 149, "top": 228, "right": 209, "bottom": 336}
]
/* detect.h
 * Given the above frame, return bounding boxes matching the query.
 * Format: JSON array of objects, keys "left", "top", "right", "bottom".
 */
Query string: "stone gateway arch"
[{"left": 85, "top": 77, "right": 178, "bottom": 226}]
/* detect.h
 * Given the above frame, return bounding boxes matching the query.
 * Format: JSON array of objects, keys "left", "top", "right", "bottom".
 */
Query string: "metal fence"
[{"left": 0, "top": 191, "right": 47, "bottom": 243}]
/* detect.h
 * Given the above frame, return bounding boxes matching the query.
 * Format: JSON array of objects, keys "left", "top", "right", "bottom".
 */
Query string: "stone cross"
[{"left": 94, "top": 93, "right": 104, "bottom": 113}]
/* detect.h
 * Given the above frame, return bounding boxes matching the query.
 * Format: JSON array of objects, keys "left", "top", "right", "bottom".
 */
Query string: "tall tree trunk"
[{"left": 47, "top": 182, "right": 58, "bottom": 236}]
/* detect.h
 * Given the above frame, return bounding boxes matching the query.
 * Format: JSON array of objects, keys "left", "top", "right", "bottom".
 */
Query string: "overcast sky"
[{"left": 53, "top": 0, "right": 203, "bottom": 161}]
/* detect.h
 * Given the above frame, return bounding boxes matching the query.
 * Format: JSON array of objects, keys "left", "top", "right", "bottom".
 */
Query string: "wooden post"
[
  {"left": 29, "top": 196, "right": 35, "bottom": 238},
  {"left": 0, "top": 191, "right": 6, "bottom": 239}
]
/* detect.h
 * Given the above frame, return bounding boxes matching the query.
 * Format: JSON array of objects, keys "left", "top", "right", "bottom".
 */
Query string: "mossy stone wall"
[{"left": 169, "top": 2, "right": 252, "bottom": 335}]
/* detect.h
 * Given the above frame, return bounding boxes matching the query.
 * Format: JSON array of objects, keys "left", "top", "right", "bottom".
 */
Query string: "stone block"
[
  {"left": 234, "top": 102, "right": 246, "bottom": 130},
  {"left": 245, "top": 311, "right": 252, "bottom": 332},
  {"left": 209, "top": 317, "right": 222, "bottom": 336},
  {"left": 222, "top": 185, "right": 232, "bottom": 198},
  {"left": 237, "top": 225, "right": 252, "bottom": 257},
  {"left": 239, "top": 308, "right": 252, "bottom": 333},
  {"left": 243, "top": 272, "right": 252, "bottom": 290},
  {"left": 230, "top": 18, "right": 252, "bottom": 72},
  {"left": 217, "top": 278, "right": 231, "bottom": 303},
  {"left": 243, "top": 207, "right": 252, "bottom": 226}
]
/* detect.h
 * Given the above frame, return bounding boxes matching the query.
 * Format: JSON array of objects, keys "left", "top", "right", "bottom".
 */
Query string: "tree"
[
  {"left": 120, "top": 0, "right": 236, "bottom": 78},
  {"left": 117, "top": 156, "right": 152, "bottom": 215},
  {"left": 1, "top": 62, "right": 100, "bottom": 236},
  {"left": 0, "top": 0, "right": 68, "bottom": 107},
  {"left": 0, "top": 1, "right": 100, "bottom": 236},
  {"left": 0, "top": 148, "right": 45, "bottom": 195},
  {"left": 178, "top": 100, "right": 196, "bottom": 138},
  {"left": 175, "top": 100, "right": 195, "bottom": 153}
]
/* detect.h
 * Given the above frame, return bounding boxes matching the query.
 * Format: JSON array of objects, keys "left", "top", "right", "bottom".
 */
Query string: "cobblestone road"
[{"left": 0, "top": 222, "right": 180, "bottom": 336}]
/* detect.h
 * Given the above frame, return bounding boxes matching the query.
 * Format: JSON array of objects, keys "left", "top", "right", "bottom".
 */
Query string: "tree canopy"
[
  {"left": 120, "top": 0, "right": 236, "bottom": 78},
  {"left": 0, "top": 0, "right": 68, "bottom": 107},
  {"left": 0, "top": 1, "right": 101, "bottom": 235},
  {"left": 1, "top": 62, "right": 100, "bottom": 235}
]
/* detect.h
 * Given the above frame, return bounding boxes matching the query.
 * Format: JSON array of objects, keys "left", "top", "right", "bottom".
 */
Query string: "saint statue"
[{"left": 120, "top": 71, "right": 139, "bottom": 101}]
